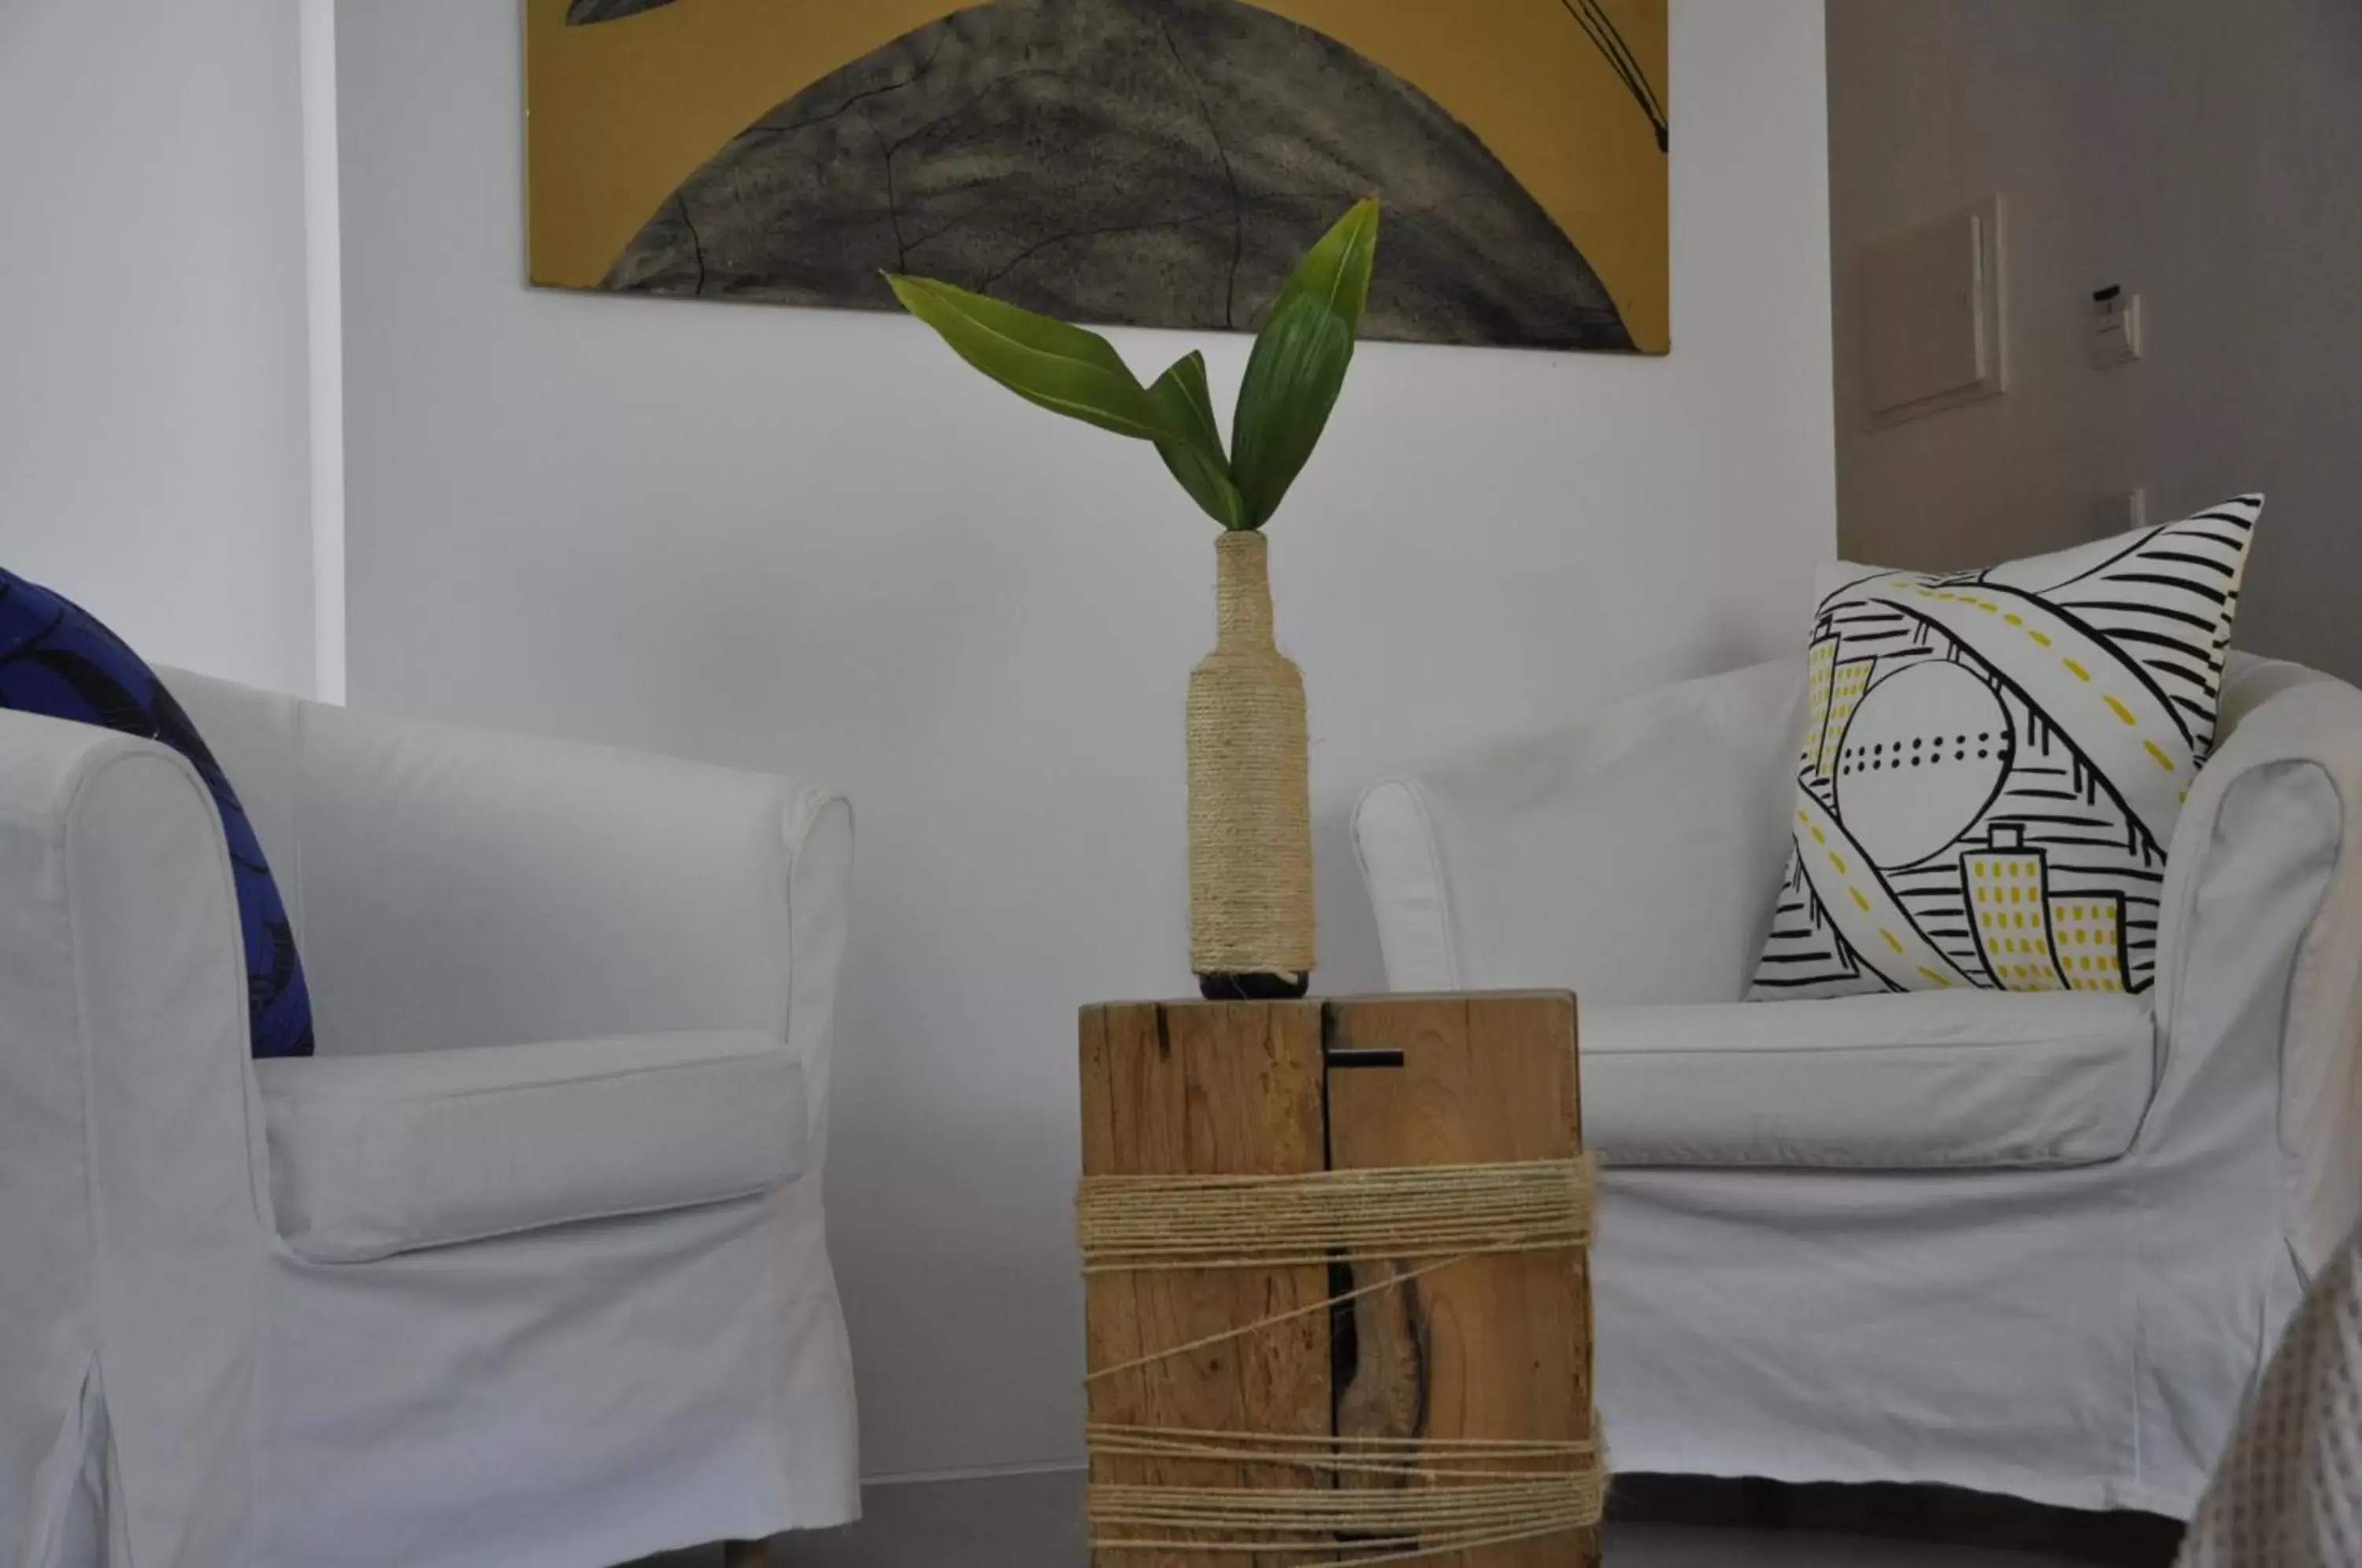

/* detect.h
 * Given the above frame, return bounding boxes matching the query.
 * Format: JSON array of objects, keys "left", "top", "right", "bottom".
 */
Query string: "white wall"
[
  {"left": 337, "top": 0, "right": 1834, "bottom": 1478},
  {"left": 0, "top": 0, "right": 319, "bottom": 694},
  {"left": 1829, "top": 0, "right": 2362, "bottom": 684}
]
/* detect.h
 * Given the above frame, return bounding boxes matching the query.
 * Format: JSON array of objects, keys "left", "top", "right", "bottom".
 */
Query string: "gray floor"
[{"left": 634, "top": 1470, "right": 2183, "bottom": 1567}]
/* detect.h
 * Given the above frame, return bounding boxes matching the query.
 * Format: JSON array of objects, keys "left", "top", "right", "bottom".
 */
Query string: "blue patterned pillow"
[{"left": 0, "top": 569, "right": 314, "bottom": 1057}]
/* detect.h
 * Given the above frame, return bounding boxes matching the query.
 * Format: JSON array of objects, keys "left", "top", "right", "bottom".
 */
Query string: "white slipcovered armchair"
[
  {"left": 0, "top": 671, "right": 859, "bottom": 1568},
  {"left": 1353, "top": 653, "right": 2362, "bottom": 1515}
]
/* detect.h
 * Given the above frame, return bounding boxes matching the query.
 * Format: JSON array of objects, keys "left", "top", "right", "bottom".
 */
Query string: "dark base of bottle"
[{"left": 1197, "top": 971, "right": 1313, "bottom": 1001}]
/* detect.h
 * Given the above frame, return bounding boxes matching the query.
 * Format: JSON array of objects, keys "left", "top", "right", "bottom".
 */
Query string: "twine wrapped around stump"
[
  {"left": 1188, "top": 531, "right": 1316, "bottom": 984},
  {"left": 1077, "top": 1157, "right": 1606, "bottom": 1562}
]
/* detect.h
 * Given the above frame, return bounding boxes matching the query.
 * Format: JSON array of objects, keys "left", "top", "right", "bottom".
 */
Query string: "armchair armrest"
[
  {"left": 0, "top": 709, "right": 267, "bottom": 1566},
  {"left": 289, "top": 704, "right": 853, "bottom": 1159},
  {"left": 2153, "top": 660, "right": 2362, "bottom": 1276},
  {"left": 0, "top": 707, "right": 268, "bottom": 1224},
  {"left": 1353, "top": 660, "right": 1806, "bottom": 1003},
  {"left": 256, "top": 1031, "right": 806, "bottom": 1263}
]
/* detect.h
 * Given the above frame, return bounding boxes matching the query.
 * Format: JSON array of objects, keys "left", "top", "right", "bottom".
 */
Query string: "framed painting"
[{"left": 525, "top": 0, "right": 1668, "bottom": 353}]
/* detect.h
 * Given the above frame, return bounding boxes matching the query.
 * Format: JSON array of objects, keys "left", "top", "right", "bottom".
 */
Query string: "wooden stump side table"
[{"left": 1078, "top": 993, "right": 1599, "bottom": 1567}]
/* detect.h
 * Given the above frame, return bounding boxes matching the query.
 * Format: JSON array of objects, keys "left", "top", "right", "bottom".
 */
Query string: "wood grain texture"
[
  {"left": 1079, "top": 1002, "right": 1331, "bottom": 1568},
  {"left": 1325, "top": 994, "right": 1595, "bottom": 1568}
]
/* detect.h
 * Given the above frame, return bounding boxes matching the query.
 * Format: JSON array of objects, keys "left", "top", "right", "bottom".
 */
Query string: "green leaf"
[
  {"left": 884, "top": 273, "right": 1172, "bottom": 442},
  {"left": 1229, "top": 197, "right": 1379, "bottom": 527},
  {"left": 1147, "top": 351, "right": 1246, "bottom": 529}
]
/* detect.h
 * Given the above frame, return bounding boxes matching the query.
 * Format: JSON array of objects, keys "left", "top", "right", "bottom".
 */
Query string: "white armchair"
[
  {"left": 1354, "top": 653, "right": 2362, "bottom": 1516},
  {"left": 0, "top": 671, "right": 858, "bottom": 1568}
]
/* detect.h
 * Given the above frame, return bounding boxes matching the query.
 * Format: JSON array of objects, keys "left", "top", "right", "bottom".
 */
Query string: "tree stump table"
[{"left": 1078, "top": 993, "right": 1600, "bottom": 1566}]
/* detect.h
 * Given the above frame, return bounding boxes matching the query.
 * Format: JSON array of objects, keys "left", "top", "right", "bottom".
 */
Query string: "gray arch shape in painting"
[{"left": 592, "top": 0, "right": 1645, "bottom": 351}]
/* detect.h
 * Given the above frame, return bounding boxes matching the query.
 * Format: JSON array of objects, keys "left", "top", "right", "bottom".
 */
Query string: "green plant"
[{"left": 885, "top": 198, "right": 1379, "bottom": 531}]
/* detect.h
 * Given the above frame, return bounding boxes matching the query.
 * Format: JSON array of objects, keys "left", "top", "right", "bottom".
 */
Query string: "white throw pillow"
[{"left": 1751, "top": 496, "right": 2261, "bottom": 1000}]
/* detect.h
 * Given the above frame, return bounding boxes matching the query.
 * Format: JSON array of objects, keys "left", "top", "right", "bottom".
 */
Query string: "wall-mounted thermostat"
[{"left": 2090, "top": 287, "right": 2142, "bottom": 368}]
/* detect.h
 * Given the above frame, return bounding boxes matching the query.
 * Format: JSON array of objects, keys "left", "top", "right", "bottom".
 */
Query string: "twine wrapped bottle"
[{"left": 1188, "top": 531, "right": 1314, "bottom": 998}]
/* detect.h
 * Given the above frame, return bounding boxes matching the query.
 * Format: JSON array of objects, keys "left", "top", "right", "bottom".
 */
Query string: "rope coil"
[
  {"left": 1079, "top": 1159, "right": 1593, "bottom": 1274},
  {"left": 1080, "top": 1156, "right": 1604, "bottom": 1562}
]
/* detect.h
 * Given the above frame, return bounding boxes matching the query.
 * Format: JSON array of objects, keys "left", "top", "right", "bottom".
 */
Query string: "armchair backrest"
[
  {"left": 162, "top": 668, "right": 309, "bottom": 935},
  {"left": 1357, "top": 658, "right": 1808, "bottom": 1004},
  {"left": 157, "top": 670, "right": 844, "bottom": 1070}
]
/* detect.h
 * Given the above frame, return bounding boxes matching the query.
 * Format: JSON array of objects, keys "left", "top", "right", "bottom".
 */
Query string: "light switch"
[
  {"left": 2090, "top": 287, "right": 2142, "bottom": 367},
  {"left": 1860, "top": 196, "right": 2007, "bottom": 428}
]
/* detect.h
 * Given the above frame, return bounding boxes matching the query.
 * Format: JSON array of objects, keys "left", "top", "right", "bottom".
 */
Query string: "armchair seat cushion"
[
  {"left": 1584, "top": 992, "right": 2153, "bottom": 1169},
  {"left": 257, "top": 1031, "right": 805, "bottom": 1263}
]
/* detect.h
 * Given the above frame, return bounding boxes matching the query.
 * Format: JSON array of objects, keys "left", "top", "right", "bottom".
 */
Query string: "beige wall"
[{"left": 1828, "top": 0, "right": 2362, "bottom": 683}]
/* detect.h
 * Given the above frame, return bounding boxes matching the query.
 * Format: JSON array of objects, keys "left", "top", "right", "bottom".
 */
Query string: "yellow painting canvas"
[{"left": 526, "top": 0, "right": 1669, "bottom": 353}]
